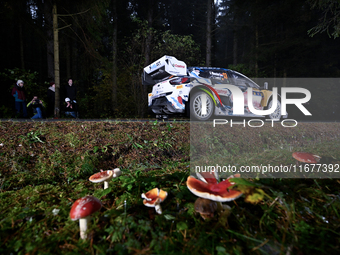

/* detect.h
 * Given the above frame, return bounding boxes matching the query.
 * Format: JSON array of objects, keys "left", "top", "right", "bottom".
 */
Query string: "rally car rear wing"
[{"left": 142, "top": 55, "right": 187, "bottom": 85}]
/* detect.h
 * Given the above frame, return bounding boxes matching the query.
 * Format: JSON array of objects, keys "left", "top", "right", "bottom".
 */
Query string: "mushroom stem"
[
  {"left": 155, "top": 203, "right": 162, "bottom": 214},
  {"left": 79, "top": 216, "right": 90, "bottom": 240},
  {"left": 216, "top": 202, "right": 223, "bottom": 213},
  {"left": 104, "top": 181, "right": 109, "bottom": 189}
]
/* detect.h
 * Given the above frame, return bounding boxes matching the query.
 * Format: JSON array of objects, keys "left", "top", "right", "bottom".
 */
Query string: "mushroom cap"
[
  {"left": 70, "top": 195, "right": 102, "bottom": 221},
  {"left": 194, "top": 198, "right": 217, "bottom": 219},
  {"left": 187, "top": 174, "right": 243, "bottom": 202},
  {"left": 112, "top": 168, "right": 122, "bottom": 178},
  {"left": 197, "top": 171, "right": 218, "bottom": 184},
  {"left": 89, "top": 170, "right": 113, "bottom": 183},
  {"left": 141, "top": 188, "right": 168, "bottom": 207},
  {"left": 292, "top": 152, "right": 321, "bottom": 164}
]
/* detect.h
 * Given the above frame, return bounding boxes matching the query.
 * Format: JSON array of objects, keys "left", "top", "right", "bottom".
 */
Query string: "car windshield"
[{"left": 230, "top": 71, "right": 259, "bottom": 88}]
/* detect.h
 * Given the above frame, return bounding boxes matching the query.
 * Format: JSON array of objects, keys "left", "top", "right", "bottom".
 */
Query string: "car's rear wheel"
[
  {"left": 190, "top": 91, "right": 214, "bottom": 121},
  {"left": 266, "top": 98, "right": 281, "bottom": 120}
]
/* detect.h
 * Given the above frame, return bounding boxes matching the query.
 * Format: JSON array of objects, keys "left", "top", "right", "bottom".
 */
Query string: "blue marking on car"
[{"left": 170, "top": 97, "right": 185, "bottom": 109}]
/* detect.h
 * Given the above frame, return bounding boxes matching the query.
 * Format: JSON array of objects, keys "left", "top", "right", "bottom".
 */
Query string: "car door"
[{"left": 228, "top": 71, "right": 264, "bottom": 116}]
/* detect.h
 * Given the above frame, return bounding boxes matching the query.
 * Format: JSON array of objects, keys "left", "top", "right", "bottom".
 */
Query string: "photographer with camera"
[
  {"left": 64, "top": 97, "right": 77, "bottom": 118},
  {"left": 27, "top": 96, "right": 45, "bottom": 119}
]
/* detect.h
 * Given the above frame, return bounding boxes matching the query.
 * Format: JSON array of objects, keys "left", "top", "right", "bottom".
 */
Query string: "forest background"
[{"left": 0, "top": 0, "right": 339, "bottom": 119}]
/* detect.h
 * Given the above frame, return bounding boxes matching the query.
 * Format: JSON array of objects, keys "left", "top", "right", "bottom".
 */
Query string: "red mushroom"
[
  {"left": 196, "top": 171, "right": 218, "bottom": 184},
  {"left": 141, "top": 188, "right": 168, "bottom": 214},
  {"left": 89, "top": 168, "right": 121, "bottom": 189},
  {"left": 292, "top": 152, "right": 321, "bottom": 164},
  {"left": 186, "top": 174, "right": 243, "bottom": 202},
  {"left": 70, "top": 195, "right": 102, "bottom": 240}
]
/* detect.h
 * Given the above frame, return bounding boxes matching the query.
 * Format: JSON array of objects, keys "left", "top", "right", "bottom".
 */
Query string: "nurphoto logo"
[{"left": 198, "top": 85, "right": 312, "bottom": 127}]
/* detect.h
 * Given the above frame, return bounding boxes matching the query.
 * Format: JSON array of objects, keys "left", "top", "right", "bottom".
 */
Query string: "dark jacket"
[
  {"left": 11, "top": 85, "right": 26, "bottom": 101},
  {"left": 47, "top": 86, "right": 55, "bottom": 117},
  {"left": 47, "top": 86, "right": 55, "bottom": 106},
  {"left": 65, "top": 85, "right": 77, "bottom": 101}
]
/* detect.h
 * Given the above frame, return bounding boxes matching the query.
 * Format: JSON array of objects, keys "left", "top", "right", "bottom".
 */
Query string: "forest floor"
[{"left": 0, "top": 120, "right": 339, "bottom": 254}]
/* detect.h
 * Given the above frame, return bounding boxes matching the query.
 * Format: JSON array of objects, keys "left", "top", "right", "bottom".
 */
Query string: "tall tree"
[
  {"left": 206, "top": 0, "right": 213, "bottom": 66},
  {"left": 43, "top": 0, "right": 55, "bottom": 81},
  {"left": 112, "top": 0, "right": 118, "bottom": 116},
  {"left": 308, "top": 0, "right": 340, "bottom": 38},
  {"left": 53, "top": 3, "right": 60, "bottom": 117}
]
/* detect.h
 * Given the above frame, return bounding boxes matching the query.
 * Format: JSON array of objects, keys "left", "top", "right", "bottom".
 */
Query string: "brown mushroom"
[
  {"left": 194, "top": 198, "right": 218, "bottom": 220},
  {"left": 292, "top": 152, "right": 321, "bottom": 164}
]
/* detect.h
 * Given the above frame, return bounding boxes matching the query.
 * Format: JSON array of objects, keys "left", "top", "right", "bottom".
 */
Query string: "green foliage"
[
  {"left": 112, "top": 18, "right": 203, "bottom": 117},
  {"left": 1, "top": 114, "right": 340, "bottom": 253},
  {"left": 0, "top": 105, "right": 13, "bottom": 118},
  {"left": 153, "top": 30, "right": 202, "bottom": 66},
  {"left": 0, "top": 68, "right": 45, "bottom": 100},
  {"left": 19, "top": 130, "right": 45, "bottom": 144},
  {"left": 308, "top": 0, "right": 340, "bottom": 38}
]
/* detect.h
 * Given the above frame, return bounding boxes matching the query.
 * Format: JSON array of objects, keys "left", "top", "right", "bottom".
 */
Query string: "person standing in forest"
[
  {"left": 65, "top": 78, "right": 77, "bottom": 102},
  {"left": 47, "top": 82, "right": 55, "bottom": 117},
  {"left": 65, "top": 78, "right": 78, "bottom": 113},
  {"left": 11, "top": 79, "right": 28, "bottom": 118}
]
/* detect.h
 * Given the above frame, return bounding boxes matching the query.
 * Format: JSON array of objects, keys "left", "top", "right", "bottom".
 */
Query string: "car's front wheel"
[
  {"left": 265, "top": 98, "right": 281, "bottom": 120},
  {"left": 190, "top": 91, "right": 214, "bottom": 121}
]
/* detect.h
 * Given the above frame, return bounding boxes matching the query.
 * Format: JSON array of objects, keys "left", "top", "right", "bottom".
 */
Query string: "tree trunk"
[
  {"left": 112, "top": 0, "right": 117, "bottom": 116},
  {"left": 19, "top": 23, "right": 25, "bottom": 70},
  {"left": 66, "top": 39, "right": 71, "bottom": 79},
  {"left": 53, "top": 3, "right": 60, "bottom": 118},
  {"left": 142, "top": 6, "right": 154, "bottom": 117},
  {"left": 44, "top": 1, "right": 54, "bottom": 81},
  {"left": 224, "top": 32, "right": 228, "bottom": 67},
  {"left": 144, "top": 8, "right": 153, "bottom": 67},
  {"left": 206, "top": 0, "right": 212, "bottom": 66},
  {"left": 283, "top": 68, "right": 287, "bottom": 87},
  {"left": 70, "top": 42, "right": 76, "bottom": 81},
  {"left": 233, "top": 16, "right": 238, "bottom": 66},
  {"left": 255, "top": 24, "right": 259, "bottom": 77}
]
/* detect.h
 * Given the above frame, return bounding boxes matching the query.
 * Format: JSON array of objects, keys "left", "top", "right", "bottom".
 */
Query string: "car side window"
[
  {"left": 210, "top": 71, "right": 231, "bottom": 84},
  {"left": 198, "top": 70, "right": 211, "bottom": 78}
]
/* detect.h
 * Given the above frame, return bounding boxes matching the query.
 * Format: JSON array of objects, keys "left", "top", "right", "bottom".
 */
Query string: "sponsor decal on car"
[
  {"left": 173, "top": 64, "right": 185, "bottom": 68},
  {"left": 252, "top": 91, "right": 262, "bottom": 96},
  {"left": 170, "top": 97, "right": 185, "bottom": 109},
  {"left": 150, "top": 61, "right": 161, "bottom": 71}
]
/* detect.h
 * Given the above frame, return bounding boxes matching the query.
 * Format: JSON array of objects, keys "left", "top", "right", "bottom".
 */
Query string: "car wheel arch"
[
  {"left": 264, "top": 93, "right": 283, "bottom": 120},
  {"left": 188, "top": 85, "right": 217, "bottom": 103},
  {"left": 264, "top": 93, "right": 282, "bottom": 108}
]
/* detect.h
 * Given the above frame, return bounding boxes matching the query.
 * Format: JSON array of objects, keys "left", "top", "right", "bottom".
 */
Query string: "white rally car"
[{"left": 142, "top": 55, "right": 287, "bottom": 121}]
